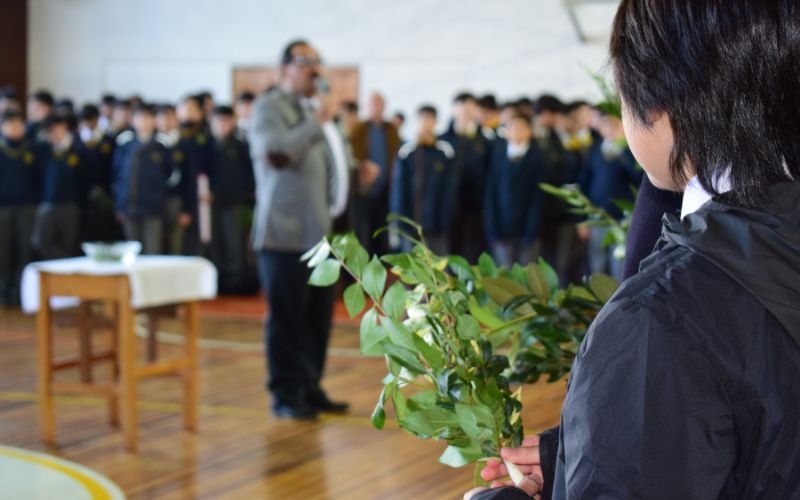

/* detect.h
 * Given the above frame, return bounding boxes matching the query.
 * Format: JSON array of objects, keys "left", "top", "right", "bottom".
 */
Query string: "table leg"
[
  {"left": 37, "top": 276, "right": 55, "bottom": 445},
  {"left": 107, "top": 300, "right": 120, "bottom": 427},
  {"left": 183, "top": 301, "right": 199, "bottom": 431},
  {"left": 117, "top": 299, "right": 138, "bottom": 452},
  {"left": 78, "top": 301, "right": 92, "bottom": 383},
  {"left": 146, "top": 312, "right": 158, "bottom": 362}
]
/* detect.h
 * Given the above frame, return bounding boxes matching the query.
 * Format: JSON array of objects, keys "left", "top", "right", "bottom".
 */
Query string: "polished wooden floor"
[{"left": 0, "top": 297, "right": 565, "bottom": 500}]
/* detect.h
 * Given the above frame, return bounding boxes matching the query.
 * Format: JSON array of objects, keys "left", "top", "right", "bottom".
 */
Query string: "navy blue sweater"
[
  {"left": 484, "top": 141, "right": 546, "bottom": 244},
  {"left": 0, "top": 137, "right": 40, "bottom": 205},
  {"left": 439, "top": 126, "right": 494, "bottom": 211},
  {"left": 579, "top": 141, "right": 642, "bottom": 220},
  {"left": 112, "top": 132, "right": 172, "bottom": 217},
  {"left": 389, "top": 140, "right": 457, "bottom": 234},
  {"left": 40, "top": 140, "right": 88, "bottom": 205}
]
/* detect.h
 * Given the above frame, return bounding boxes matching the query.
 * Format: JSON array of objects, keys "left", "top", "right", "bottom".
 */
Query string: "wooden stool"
[{"left": 36, "top": 271, "right": 199, "bottom": 452}]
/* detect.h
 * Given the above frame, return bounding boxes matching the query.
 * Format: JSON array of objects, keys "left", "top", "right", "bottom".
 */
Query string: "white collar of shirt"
[
  {"left": 54, "top": 134, "right": 73, "bottom": 154},
  {"left": 507, "top": 141, "right": 530, "bottom": 160},
  {"left": 680, "top": 173, "right": 731, "bottom": 219}
]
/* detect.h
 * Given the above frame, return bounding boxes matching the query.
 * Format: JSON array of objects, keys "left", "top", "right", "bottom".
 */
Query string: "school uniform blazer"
[{"left": 248, "top": 88, "right": 331, "bottom": 252}]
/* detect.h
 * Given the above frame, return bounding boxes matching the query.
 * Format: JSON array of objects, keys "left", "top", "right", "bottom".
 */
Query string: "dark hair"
[
  {"left": 509, "top": 113, "right": 532, "bottom": 127},
  {"left": 393, "top": 111, "right": 405, "bottom": 122},
  {"left": 30, "top": 90, "right": 55, "bottom": 107},
  {"left": 535, "top": 94, "right": 564, "bottom": 115},
  {"left": 340, "top": 101, "right": 358, "bottom": 114},
  {"left": 183, "top": 94, "right": 205, "bottom": 110},
  {"left": 198, "top": 91, "right": 213, "bottom": 102},
  {"left": 56, "top": 98, "right": 75, "bottom": 112},
  {"left": 42, "top": 113, "right": 68, "bottom": 129},
  {"left": 157, "top": 103, "right": 175, "bottom": 114},
  {"left": 237, "top": 91, "right": 255, "bottom": 103},
  {"left": 115, "top": 99, "right": 131, "bottom": 109},
  {"left": 565, "top": 100, "right": 591, "bottom": 113},
  {"left": 213, "top": 105, "right": 234, "bottom": 117},
  {"left": 281, "top": 39, "right": 310, "bottom": 66},
  {"left": 80, "top": 104, "right": 100, "bottom": 121},
  {"left": 133, "top": 104, "right": 156, "bottom": 116},
  {"left": 454, "top": 92, "right": 475, "bottom": 104},
  {"left": 478, "top": 94, "right": 498, "bottom": 110},
  {"left": 418, "top": 104, "right": 437, "bottom": 117},
  {"left": 100, "top": 94, "right": 117, "bottom": 106},
  {"left": 1, "top": 109, "right": 24, "bottom": 124},
  {"left": 611, "top": 0, "right": 800, "bottom": 208}
]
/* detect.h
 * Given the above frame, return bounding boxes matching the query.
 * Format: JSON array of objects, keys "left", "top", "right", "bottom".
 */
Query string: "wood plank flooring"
[{"left": 0, "top": 302, "right": 565, "bottom": 499}]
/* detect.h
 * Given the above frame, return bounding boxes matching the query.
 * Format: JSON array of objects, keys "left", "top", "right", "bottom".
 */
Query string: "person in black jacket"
[{"left": 467, "top": 2, "right": 800, "bottom": 499}]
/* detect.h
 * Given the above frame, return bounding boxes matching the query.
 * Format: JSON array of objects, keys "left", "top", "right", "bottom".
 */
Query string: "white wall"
[{"left": 29, "top": 0, "right": 617, "bottom": 131}]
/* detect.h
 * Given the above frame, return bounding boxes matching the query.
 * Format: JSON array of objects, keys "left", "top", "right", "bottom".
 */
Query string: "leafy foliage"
[{"left": 303, "top": 217, "right": 618, "bottom": 468}]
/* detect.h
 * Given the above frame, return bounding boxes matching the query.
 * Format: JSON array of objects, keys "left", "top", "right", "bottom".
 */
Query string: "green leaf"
[
  {"left": 382, "top": 281, "right": 406, "bottom": 320},
  {"left": 456, "top": 314, "right": 482, "bottom": 341},
  {"left": 588, "top": 273, "right": 619, "bottom": 303},
  {"left": 525, "top": 263, "right": 549, "bottom": 301},
  {"left": 482, "top": 277, "right": 534, "bottom": 315},
  {"left": 360, "top": 307, "right": 387, "bottom": 356},
  {"left": 448, "top": 255, "right": 476, "bottom": 281},
  {"left": 363, "top": 256, "right": 387, "bottom": 300},
  {"left": 383, "top": 317, "right": 416, "bottom": 352},
  {"left": 538, "top": 258, "right": 560, "bottom": 292},
  {"left": 383, "top": 344, "right": 427, "bottom": 375},
  {"left": 412, "top": 333, "right": 445, "bottom": 372},
  {"left": 308, "top": 258, "right": 341, "bottom": 286},
  {"left": 371, "top": 386, "right": 387, "bottom": 429},
  {"left": 468, "top": 296, "right": 505, "bottom": 329},
  {"left": 439, "top": 444, "right": 484, "bottom": 468},
  {"left": 343, "top": 283, "right": 366, "bottom": 317},
  {"left": 478, "top": 252, "right": 498, "bottom": 276},
  {"left": 346, "top": 245, "right": 370, "bottom": 278}
]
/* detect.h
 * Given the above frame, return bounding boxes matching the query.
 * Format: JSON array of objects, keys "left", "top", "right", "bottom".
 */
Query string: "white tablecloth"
[{"left": 21, "top": 256, "right": 218, "bottom": 314}]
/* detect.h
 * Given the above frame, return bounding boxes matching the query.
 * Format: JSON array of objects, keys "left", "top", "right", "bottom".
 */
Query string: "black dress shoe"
[
  {"left": 308, "top": 395, "right": 350, "bottom": 413},
  {"left": 272, "top": 402, "right": 318, "bottom": 420}
]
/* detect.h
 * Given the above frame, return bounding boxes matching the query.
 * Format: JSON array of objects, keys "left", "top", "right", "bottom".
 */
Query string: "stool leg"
[
  {"left": 117, "top": 300, "right": 138, "bottom": 452},
  {"left": 78, "top": 301, "right": 92, "bottom": 383},
  {"left": 146, "top": 312, "right": 158, "bottom": 362},
  {"left": 107, "top": 301, "right": 120, "bottom": 427},
  {"left": 183, "top": 302, "right": 199, "bottom": 431},
  {"left": 37, "top": 278, "right": 55, "bottom": 445}
]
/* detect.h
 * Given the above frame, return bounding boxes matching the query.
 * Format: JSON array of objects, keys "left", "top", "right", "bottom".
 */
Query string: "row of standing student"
[
  {"left": 0, "top": 89, "right": 258, "bottom": 306},
  {"left": 336, "top": 91, "right": 642, "bottom": 287}
]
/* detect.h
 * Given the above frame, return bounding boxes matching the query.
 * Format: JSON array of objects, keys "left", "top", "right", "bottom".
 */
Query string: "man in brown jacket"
[{"left": 348, "top": 92, "right": 400, "bottom": 255}]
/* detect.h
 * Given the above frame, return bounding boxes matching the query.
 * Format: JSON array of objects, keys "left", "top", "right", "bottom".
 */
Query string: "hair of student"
[
  {"left": 100, "top": 94, "right": 117, "bottom": 106},
  {"left": 393, "top": 111, "right": 405, "bottom": 121},
  {"left": 281, "top": 39, "right": 311, "bottom": 66},
  {"left": 237, "top": 91, "right": 255, "bottom": 103},
  {"left": 1, "top": 109, "right": 24, "bottom": 123},
  {"left": 535, "top": 94, "right": 565, "bottom": 115},
  {"left": 417, "top": 104, "right": 437, "bottom": 117},
  {"left": 80, "top": 104, "right": 100, "bottom": 120},
  {"left": 157, "top": 103, "right": 175, "bottom": 114},
  {"left": 611, "top": 0, "right": 800, "bottom": 208},
  {"left": 133, "top": 103, "right": 156, "bottom": 116},
  {"left": 56, "top": 98, "right": 75, "bottom": 112},
  {"left": 30, "top": 90, "right": 55, "bottom": 106},
  {"left": 213, "top": 105, "right": 234, "bottom": 117},
  {"left": 453, "top": 92, "right": 475, "bottom": 103},
  {"left": 183, "top": 94, "right": 205, "bottom": 109},
  {"left": 478, "top": 94, "right": 498, "bottom": 110},
  {"left": 509, "top": 112, "right": 532, "bottom": 127}
]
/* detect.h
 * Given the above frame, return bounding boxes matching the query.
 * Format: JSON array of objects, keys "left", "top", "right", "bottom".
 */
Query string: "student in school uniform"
[
  {"left": 234, "top": 91, "right": 255, "bottom": 142},
  {"left": 31, "top": 114, "right": 88, "bottom": 259},
  {"left": 484, "top": 114, "right": 546, "bottom": 267},
  {"left": 98, "top": 94, "right": 117, "bottom": 132},
  {"left": 439, "top": 92, "right": 495, "bottom": 263},
  {"left": 79, "top": 104, "right": 121, "bottom": 242},
  {"left": 25, "top": 90, "right": 54, "bottom": 144},
  {"left": 208, "top": 105, "right": 255, "bottom": 294},
  {"left": 111, "top": 104, "right": 173, "bottom": 255},
  {"left": 174, "top": 94, "right": 216, "bottom": 255},
  {"left": 389, "top": 105, "right": 456, "bottom": 255},
  {"left": 0, "top": 110, "right": 40, "bottom": 306}
]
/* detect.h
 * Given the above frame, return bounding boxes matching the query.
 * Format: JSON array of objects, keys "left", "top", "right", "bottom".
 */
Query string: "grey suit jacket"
[{"left": 248, "top": 88, "right": 331, "bottom": 252}]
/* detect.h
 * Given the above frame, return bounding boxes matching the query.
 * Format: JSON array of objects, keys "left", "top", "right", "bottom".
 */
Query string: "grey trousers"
[
  {"left": 210, "top": 204, "right": 247, "bottom": 293},
  {"left": 122, "top": 216, "right": 164, "bottom": 255},
  {"left": 32, "top": 203, "right": 81, "bottom": 260},
  {"left": 0, "top": 204, "right": 36, "bottom": 304},
  {"left": 491, "top": 239, "right": 540, "bottom": 268}
]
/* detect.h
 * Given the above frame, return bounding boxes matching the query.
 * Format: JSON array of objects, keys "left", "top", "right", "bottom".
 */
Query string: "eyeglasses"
[{"left": 290, "top": 56, "right": 323, "bottom": 67}]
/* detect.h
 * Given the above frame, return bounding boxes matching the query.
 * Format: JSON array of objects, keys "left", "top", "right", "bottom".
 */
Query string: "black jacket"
[{"left": 478, "top": 181, "right": 800, "bottom": 499}]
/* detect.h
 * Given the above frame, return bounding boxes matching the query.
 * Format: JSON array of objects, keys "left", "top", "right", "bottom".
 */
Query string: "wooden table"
[{"left": 23, "top": 256, "right": 217, "bottom": 452}]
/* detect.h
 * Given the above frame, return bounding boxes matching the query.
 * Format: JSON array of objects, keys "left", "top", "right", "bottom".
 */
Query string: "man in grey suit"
[{"left": 249, "top": 39, "right": 349, "bottom": 420}]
